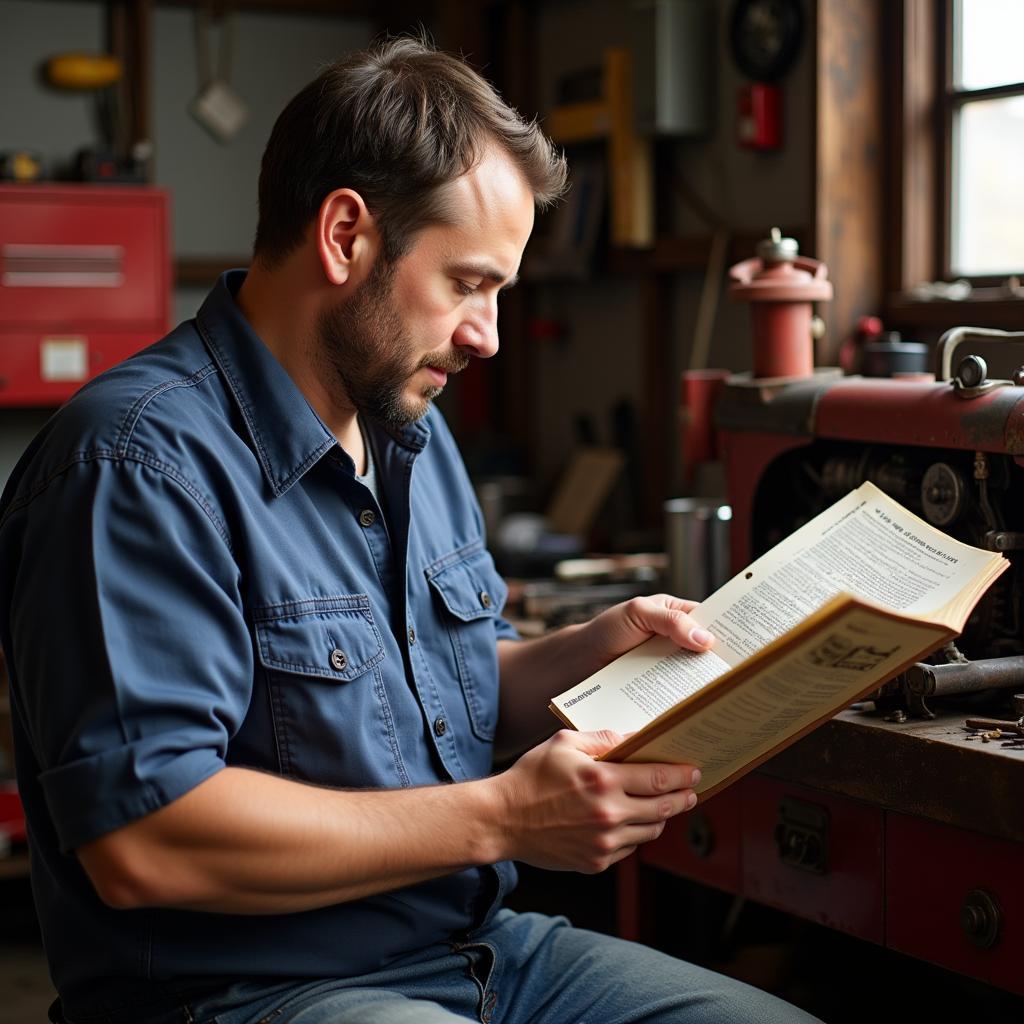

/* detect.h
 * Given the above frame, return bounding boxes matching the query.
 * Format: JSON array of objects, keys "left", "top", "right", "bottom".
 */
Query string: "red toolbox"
[{"left": 0, "top": 184, "right": 170, "bottom": 405}]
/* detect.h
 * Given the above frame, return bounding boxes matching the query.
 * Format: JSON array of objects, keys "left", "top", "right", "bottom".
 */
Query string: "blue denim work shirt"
[{"left": 0, "top": 271, "right": 520, "bottom": 1018}]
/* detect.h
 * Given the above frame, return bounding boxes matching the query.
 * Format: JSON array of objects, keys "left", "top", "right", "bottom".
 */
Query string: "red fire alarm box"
[
  {"left": 0, "top": 185, "right": 170, "bottom": 406},
  {"left": 737, "top": 82, "right": 781, "bottom": 150}
]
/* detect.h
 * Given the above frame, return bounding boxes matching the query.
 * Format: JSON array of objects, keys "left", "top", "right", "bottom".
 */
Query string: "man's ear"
[{"left": 315, "top": 189, "right": 379, "bottom": 287}]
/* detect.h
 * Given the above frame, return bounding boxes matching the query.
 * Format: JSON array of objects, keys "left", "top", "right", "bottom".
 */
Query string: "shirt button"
[
  {"left": 479, "top": 591, "right": 492, "bottom": 609},
  {"left": 433, "top": 716, "right": 447, "bottom": 737},
  {"left": 408, "top": 626, "right": 416, "bottom": 645},
  {"left": 358, "top": 509, "right": 376, "bottom": 527},
  {"left": 329, "top": 648, "right": 348, "bottom": 671}
]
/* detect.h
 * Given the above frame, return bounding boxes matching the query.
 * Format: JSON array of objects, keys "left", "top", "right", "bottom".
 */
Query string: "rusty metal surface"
[
  {"left": 758, "top": 707, "right": 1024, "bottom": 844},
  {"left": 814, "top": 379, "right": 1024, "bottom": 453}
]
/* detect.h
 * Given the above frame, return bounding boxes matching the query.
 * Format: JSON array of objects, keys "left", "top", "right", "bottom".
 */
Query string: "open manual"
[{"left": 549, "top": 481, "right": 1009, "bottom": 800}]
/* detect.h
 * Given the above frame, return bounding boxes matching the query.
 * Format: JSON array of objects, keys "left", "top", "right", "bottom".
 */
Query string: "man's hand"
[
  {"left": 495, "top": 593, "right": 715, "bottom": 758},
  {"left": 582, "top": 593, "right": 714, "bottom": 670},
  {"left": 489, "top": 729, "right": 700, "bottom": 874}
]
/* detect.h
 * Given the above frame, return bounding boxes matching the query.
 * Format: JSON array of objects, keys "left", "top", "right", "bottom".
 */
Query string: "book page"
[
  {"left": 551, "top": 636, "right": 731, "bottom": 734},
  {"left": 550, "top": 481, "right": 1003, "bottom": 735},
  {"left": 691, "top": 481, "right": 1000, "bottom": 663},
  {"left": 615, "top": 605, "right": 949, "bottom": 795}
]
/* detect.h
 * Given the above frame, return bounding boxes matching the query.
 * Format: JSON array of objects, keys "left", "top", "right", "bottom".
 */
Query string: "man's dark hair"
[{"left": 253, "top": 36, "right": 568, "bottom": 266}]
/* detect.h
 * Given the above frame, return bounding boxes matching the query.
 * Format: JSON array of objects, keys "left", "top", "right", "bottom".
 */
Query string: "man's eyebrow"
[{"left": 451, "top": 263, "right": 520, "bottom": 291}]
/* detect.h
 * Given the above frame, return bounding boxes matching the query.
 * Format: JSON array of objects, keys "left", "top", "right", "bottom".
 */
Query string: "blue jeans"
[{"left": 181, "top": 910, "right": 819, "bottom": 1024}]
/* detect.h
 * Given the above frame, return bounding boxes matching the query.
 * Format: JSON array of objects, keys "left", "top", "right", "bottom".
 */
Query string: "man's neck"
[{"left": 236, "top": 259, "right": 361, "bottom": 457}]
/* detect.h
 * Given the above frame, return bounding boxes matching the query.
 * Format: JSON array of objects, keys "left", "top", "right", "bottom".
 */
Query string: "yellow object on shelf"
[
  {"left": 546, "top": 48, "right": 653, "bottom": 249},
  {"left": 44, "top": 53, "right": 122, "bottom": 91}
]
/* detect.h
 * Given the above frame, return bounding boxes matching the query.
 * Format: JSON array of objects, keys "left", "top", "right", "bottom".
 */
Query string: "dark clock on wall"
[{"left": 729, "top": 0, "right": 805, "bottom": 82}]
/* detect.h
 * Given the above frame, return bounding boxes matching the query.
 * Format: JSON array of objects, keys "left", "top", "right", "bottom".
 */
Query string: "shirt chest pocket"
[
  {"left": 425, "top": 544, "right": 507, "bottom": 742},
  {"left": 253, "top": 597, "right": 402, "bottom": 785}
]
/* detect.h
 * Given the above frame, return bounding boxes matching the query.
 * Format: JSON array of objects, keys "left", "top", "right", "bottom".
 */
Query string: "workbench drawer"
[
  {"left": 639, "top": 787, "right": 741, "bottom": 894},
  {"left": 740, "top": 775, "right": 884, "bottom": 943},
  {"left": 886, "top": 814, "right": 1023, "bottom": 996}
]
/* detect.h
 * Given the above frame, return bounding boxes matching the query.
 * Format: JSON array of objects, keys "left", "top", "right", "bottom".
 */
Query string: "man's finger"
[
  {"left": 564, "top": 729, "right": 628, "bottom": 758},
  {"left": 620, "top": 595, "right": 714, "bottom": 652},
  {"left": 616, "top": 761, "right": 702, "bottom": 796}
]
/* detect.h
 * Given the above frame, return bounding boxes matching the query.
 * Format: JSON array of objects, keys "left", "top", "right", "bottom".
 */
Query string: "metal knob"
[
  {"left": 956, "top": 354, "right": 988, "bottom": 389},
  {"left": 960, "top": 889, "right": 1001, "bottom": 949}
]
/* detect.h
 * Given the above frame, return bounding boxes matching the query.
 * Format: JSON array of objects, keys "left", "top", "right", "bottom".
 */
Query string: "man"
[{"left": 0, "top": 38, "right": 817, "bottom": 1024}]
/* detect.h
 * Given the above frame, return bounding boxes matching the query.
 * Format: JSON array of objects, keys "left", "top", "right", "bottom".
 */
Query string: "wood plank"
[
  {"left": 759, "top": 707, "right": 1024, "bottom": 845},
  {"left": 175, "top": 257, "right": 248, "bottom": 285},
  {"left": 546, "top": 101, "right": 611, "bottom": 144},
  {"left": 605, "top": 48, "right": 653, "bottom": 249},
  {"left": 886, "top": 0, "right": 940, "bottom": 294},
  {"left": 814, "top": 0, "right": 885, "bottom": 363}
]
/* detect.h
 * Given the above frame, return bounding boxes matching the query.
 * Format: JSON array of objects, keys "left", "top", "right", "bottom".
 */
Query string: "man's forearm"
[
  {"left": 495, "top": 626, "right": 594, "bottom": 757},
  {"left": 78, "top": 766, "right": 504, "bottom": 915},
  {"left": 495, "top": 595, "right": 714, "bottom": 758}
]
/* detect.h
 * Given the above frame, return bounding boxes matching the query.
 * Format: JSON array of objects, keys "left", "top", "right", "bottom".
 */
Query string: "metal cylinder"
[
  {"left": 905, "top": 656, "right": 1024, "bottom": 696},
  {"left": 664, "top": 498, "right": 732, "bottom": 601}
]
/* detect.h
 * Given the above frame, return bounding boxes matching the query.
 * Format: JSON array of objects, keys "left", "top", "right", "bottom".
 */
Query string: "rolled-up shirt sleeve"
[{"left": 5, "top": 453, "right": 251, "bottom": 852}]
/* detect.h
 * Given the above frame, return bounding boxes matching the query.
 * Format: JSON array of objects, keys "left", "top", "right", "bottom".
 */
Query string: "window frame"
[
  {"left": 943, "top": 0, "right": 1024, "bottom": 284},
  {"left": 884, "top": 0, "right": 1024, "bottom": 330}
]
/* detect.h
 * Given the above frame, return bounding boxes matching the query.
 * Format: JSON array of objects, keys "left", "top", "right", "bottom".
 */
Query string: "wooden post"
[{"left": 814, "top": 0, "right": 885, "bottom": 363}]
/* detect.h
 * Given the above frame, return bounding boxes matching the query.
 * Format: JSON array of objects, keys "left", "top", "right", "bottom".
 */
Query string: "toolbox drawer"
[
  {"left": 886, "top": 813, "right": 1023, "bottom": 995},
  {"left": 0, "top": 185, "right": 169, "bottom": 329},
  {"left": 0, "top": 185, "right": 168, "bottom": 405},
  {"left": 740, "top": 775, "right": 885, "bottom": 943},
  {"left": 639, "top": 786, "right": 741, "bottom": 893},
  {"left": 0, "top": 331, "right": 152, "bottom": 405}
]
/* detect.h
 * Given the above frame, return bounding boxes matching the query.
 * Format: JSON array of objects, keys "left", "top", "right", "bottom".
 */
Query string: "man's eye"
[{"left": 455, "top": 280, "right": 478, "bottom": 297}]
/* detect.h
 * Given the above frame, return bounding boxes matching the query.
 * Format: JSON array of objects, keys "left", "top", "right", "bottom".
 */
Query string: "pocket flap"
[
  {"left": 253, "top": 596, "right": 384, "bottom": 682},
  {"left": 426, "top": 545, "right": 508, "bottom": 623}
]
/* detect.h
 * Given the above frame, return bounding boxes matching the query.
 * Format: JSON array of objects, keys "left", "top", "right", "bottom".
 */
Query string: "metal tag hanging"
[{"left": 190, "top": 5, "right": 248, "bottom": 143}]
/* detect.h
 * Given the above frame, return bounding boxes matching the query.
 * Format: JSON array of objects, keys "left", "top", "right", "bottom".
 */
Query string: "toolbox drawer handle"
[
  {"left": 960, "top": 889, "right": 1002, "bottom": 950},
  {"left": 774, "top": 796, "right": 829, "bottom": 874},
  {"left": 2, "top": 244, "right": 124, "bottom": 288}
]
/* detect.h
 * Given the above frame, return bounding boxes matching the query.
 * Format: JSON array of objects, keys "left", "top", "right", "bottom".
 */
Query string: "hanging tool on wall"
[{"left": 190, "top": 3, "right": 249, "bottom": 143}]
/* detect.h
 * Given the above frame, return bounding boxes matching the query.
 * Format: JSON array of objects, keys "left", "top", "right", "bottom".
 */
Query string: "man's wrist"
[{"left": 468, "top": 775, "right": 514, "bottom": 865}]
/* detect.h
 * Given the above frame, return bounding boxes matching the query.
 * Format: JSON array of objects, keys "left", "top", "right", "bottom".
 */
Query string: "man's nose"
[{"left": 453, "top": 303, "right": 499, "bottom": 359}]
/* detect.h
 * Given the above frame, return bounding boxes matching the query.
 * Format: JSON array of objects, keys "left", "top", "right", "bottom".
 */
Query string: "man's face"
[
  {"left": 314, "top": 147, "right": 536, "bottom": 428},
  {"left": 313, "top": 256, "right": 468, "bottom": 429}
]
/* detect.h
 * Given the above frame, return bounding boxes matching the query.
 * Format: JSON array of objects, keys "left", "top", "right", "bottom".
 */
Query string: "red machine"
[
  {"left": 637, "top": 231, "right": 1024, "bottom": 998},
  {"left": 0, "top": 184, "right": 170, "bottom": 405}
]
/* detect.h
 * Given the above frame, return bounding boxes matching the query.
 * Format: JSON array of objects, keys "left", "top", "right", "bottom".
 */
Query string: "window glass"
[
  {"left": 956, "top": 0, "right": 1024, "bottom": 90},
  {"left": 952, "top": 94, "right": 1024, "bottom": 276}
]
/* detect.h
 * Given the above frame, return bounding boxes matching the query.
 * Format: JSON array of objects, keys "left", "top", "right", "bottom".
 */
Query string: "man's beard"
[{"left": 314, "top": 259, "right": 469, "bottom": 429}]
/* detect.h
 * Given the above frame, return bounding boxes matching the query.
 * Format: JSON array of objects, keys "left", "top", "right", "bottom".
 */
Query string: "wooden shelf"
[
  {"left": 174, "top": 257, "right": 248, "bottom": 287},
  {"left": 547, "top": 48, "right": 653, "bottom": 249},
  {"left": 884, "top": 297, "right": 1024, "bottom": 331},
  {"left": 606, "top": 228, "right": 808, "bottom": 276},
  {"left": 151, "top": 1, "right": 381, "bottom": 14}
]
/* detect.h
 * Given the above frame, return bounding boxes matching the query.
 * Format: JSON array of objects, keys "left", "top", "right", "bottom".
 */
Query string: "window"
[
  {"left": 946, "top": 0, "right": 1024, "bottom": 279},
  {"left": 885, "top": 0, "right": 1023, "bottom": 328}
]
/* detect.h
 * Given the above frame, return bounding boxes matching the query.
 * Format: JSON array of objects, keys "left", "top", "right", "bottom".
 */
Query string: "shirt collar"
[{"left": 196, "top": 270, "right": 431, "bottom": 496}]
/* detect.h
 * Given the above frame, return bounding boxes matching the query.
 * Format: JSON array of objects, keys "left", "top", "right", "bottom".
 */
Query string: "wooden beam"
[
  {"left": 886, "top": 0, "right": 940, "bottom": 295},
  {"left": 154, "top": 0, "right": 380, "bottom": 14},
  {"left": 814, "top": 0, "right": 885, "bottom": 362},
  {"left": 605, "top": 48, "right": 653, "bottom": 249}
]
